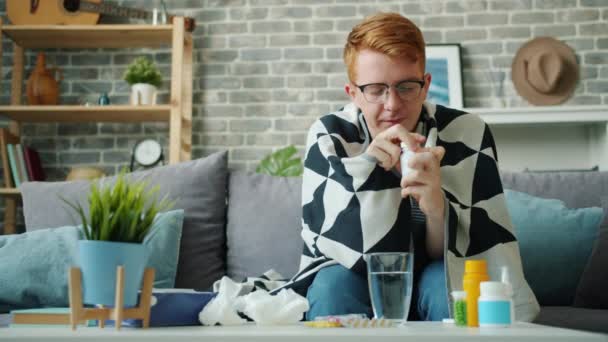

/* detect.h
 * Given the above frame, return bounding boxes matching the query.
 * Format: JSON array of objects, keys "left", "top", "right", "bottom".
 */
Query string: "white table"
[{"left": 1, "top": 322, "right": 607, "bottom": 342}]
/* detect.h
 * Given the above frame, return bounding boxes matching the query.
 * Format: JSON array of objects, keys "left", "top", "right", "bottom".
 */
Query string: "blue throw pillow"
[
  {"left": 0, "top": 209, "right": 184, "bottom": 313},
  {"left": 504, "top": 190, "right": 603, "bottom": 306},
  {"left": 142, "top": 209, "right": 184, "bottom": 288}
]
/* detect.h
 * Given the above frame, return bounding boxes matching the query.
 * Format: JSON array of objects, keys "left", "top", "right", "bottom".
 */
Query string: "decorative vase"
[
  {"left": 78, "top": 240, "right": 148, "bottom": 307},
  {"left": 98, "top": 92, "right": 111, "bottom": 105},
  {"left": 130, "top": 83, "right": 157, "bottom": 105},
  {"left": 26, "top": 53, "right": 61, "bottom": 105}
]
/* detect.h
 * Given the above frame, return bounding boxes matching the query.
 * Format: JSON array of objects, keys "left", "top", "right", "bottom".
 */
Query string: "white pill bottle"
[
  {"left": 478, "top": 281, "right": 513, "bottom": 327},
  {"left": 400, "top": 142, "right": 415, "bottom": 177}
]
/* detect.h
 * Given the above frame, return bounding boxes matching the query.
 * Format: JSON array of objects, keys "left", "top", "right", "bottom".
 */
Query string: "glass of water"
[{"left": 364, "top": 252, "right": 414, "bottom": 324}]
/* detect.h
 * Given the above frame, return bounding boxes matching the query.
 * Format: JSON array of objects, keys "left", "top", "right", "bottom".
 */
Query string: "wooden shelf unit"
[
  {"left": 1, "top": 24, "right": 174, "bottom": 49},
  {"left": 0, "top": 19, "right": 193, "bottom": 234},
  {"left": 0, "top": 188, "right": 21, "bottom": 196},
  {"left": 0, "top": 105, "right": 171, "bottom": 122}
]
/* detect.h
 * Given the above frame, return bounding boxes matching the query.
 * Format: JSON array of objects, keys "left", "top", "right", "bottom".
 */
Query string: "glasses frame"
[{"left": 355, "top": 79, "right": 426, "bottom": 104}]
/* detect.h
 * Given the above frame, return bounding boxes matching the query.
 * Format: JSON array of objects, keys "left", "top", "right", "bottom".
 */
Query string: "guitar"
[{"left": 6, "top": 0, "right": 196, "bottom": 32}]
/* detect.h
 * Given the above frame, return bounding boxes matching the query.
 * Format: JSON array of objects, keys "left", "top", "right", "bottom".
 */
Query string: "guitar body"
[{"left": 6, "top": 0, "right": 101, "bottom": 25}]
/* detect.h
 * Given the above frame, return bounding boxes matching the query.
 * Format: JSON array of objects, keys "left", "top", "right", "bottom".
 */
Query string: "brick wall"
[{"left": 0, "top": 0, "right": 607, "bottom": 230}]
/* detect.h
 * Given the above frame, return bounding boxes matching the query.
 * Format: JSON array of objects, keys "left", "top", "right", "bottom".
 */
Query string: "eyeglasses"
[{"left": 355, "top": 80, "right": 425, "bottom": 104}]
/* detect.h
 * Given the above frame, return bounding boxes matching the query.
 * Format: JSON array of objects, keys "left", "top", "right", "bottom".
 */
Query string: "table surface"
[{"left": 1, "top": 322, "right": 607, "bottom": 342}]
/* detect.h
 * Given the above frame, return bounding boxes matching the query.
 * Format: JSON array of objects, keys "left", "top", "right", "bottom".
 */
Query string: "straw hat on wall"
[{"left": 511, "top": 37, "right": 579, "bottom": 106}]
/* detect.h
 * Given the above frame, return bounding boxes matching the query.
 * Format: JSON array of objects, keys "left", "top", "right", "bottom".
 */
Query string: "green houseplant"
[
  {"left": 63, "top": 172, "right": 173, "bottom": 243},
  {"left": 256, "top": 145, "right": 303, "bottom": 177},
  {"left": 62, "top": 172, "right": 173, "bottom": 306},
  {"left": 123, "top": 57, "right": 162, "bottom": 105}
]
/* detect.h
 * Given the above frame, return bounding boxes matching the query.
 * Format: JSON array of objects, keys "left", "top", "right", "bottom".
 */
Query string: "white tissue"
[
  {"left": 199, "top": 277, "right": 248, "bottom": 326},
  {"left": 235, "top": 289, "right": 309, "bottom": 325},
  {"left": 199, "top": 276, "right": 309, "bottom": 326}
]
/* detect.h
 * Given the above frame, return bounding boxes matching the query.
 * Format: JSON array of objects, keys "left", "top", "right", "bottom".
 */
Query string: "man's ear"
[
  {"left": 421, "top": 73, "right": 432, "bottom": 99},
  {"left": 424, "top": 73, "right": 432, "bottom": 92},
  {"left": 345, "top": 83, "right": 357, "bottom": 100}
]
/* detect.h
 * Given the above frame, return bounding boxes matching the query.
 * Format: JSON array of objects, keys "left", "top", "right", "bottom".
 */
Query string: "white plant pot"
[{"left": 130, "top": 83, "right": 157, "bottom": 105}]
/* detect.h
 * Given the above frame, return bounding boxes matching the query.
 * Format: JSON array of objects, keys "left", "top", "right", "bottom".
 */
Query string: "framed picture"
[{"left": 425, "top": 44, "right": 464, "bottom": 109}]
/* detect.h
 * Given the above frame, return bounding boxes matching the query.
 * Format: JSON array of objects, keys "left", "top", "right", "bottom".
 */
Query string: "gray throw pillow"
[
  {"left": 226, "top": 171, "right": 303, "bottom": 281},
  {"left": 573, "top": 196, "right": 608, "bottom": 309},
  {"left": 20, "top": 151, "right": 228, "bottom": 291}
]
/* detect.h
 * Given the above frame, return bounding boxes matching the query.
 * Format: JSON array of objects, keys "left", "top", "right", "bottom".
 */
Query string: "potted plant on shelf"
[
  {"left": 123, "top": 57, "right": 162, "bottom": 105},
  {"left": 62, "top": 172, "right": 173, "bottom": 307}
]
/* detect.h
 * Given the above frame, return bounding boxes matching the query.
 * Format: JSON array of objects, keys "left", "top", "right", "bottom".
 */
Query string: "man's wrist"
[{"left": 426, "top": 191, "right": 446, "bottom": 228}]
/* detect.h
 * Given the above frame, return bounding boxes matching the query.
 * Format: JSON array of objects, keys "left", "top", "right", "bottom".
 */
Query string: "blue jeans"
[{"left": 306, "top": 260, "right": 449, "bottom": 321}]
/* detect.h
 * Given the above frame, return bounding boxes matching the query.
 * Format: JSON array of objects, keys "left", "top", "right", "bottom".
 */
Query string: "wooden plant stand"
[{"left": 68, "top": 266, "right": 155, "bottom": 331}]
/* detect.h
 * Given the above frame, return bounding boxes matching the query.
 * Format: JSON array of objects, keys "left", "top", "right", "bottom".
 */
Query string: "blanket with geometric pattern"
[{"left": 274, "top": 101, "right": 539, "bottom": 322}]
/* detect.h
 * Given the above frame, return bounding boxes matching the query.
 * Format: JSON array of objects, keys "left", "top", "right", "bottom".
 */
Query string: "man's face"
[{"left": 346, "top": 49, "right": 431, "bottom": 138}]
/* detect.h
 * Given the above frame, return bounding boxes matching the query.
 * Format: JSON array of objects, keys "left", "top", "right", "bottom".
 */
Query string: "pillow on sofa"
[
  {"left": 226, "top": 171, "right": 303, "bottom": 281},
  {"left": 20, "top": 151, "right": 228, "bottom": 291},
  {"left": 501, "top": 171, "right": 608, "bottom": 227},
  {"left": 504, "top": 189, "right": 603, "bottom": 306},
  {"left": 0, "top": 209, "right": 184, "bottom": 313},
  {"left": 573, "top": 196, "right": 608, "bottom": 309}
]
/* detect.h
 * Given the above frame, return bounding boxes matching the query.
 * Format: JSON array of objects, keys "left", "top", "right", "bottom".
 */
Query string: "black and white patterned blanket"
[{"left": 222, "top": 102, "right": 539, "bottom": 322}]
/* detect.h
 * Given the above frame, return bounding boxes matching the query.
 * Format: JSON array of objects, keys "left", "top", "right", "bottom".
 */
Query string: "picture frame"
[{"left": 425, "top": 44, "right": 464, "bottom": 109}]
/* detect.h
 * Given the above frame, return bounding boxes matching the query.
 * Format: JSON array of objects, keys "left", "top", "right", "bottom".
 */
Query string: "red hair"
[{"left": 343, "top": 13, "right": 426, "bottom": 82}]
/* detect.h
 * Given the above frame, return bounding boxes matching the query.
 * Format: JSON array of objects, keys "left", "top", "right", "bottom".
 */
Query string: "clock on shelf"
[{"left": 130, "top": 138, "right": 164, "bottom": 171}]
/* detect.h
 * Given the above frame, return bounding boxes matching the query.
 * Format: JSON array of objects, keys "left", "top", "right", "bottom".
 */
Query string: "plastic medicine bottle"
[
  {"left": 478, "top": 281, "right": 512, "bottom": 327},
  {"left": 400, "top": 142, "right": 415, "bottom": 177},
  {"left": 463, "top": 260, "right": 489, "bottom": 327},
  {"left": 451, "top": 290, "right": 467, "bottom": 326}
]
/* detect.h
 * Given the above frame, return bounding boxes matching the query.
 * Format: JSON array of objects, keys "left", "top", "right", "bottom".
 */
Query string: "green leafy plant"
[
  {"left": 123, "top": 57, "right": 162, "bottom": 88},
  {"left": 62, "top": 171, "right": 174, "bottom": 243},
  {"left": 256, "top": 145, "right": 303, "bottom": 177}
]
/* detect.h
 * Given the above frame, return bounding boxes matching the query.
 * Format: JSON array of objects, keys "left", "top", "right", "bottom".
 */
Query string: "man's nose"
[{"left": 384, "top": 87, "right": 402, "bottom": 110}]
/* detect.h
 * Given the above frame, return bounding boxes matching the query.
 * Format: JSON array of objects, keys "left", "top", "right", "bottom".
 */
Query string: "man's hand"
[
  {"left": 400, "top": 146, "right": 446, "bottom": 218},
  {"left": 400, "top": 146, "right": 446, "bottom": 259},
  {"left": 366, "top": 124, "right": 426, "bottom": 171}
]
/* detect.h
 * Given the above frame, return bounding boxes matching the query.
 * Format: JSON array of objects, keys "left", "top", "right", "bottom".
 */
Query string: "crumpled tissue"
[{"left": 199, "top": 276, "right": 309, "bottom": 326}]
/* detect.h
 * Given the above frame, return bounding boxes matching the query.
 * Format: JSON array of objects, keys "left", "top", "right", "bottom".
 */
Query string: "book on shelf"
[
  {"left": 23, "top": 146, "right": 46, "bottom": 181},
  {"left": 0, "top": 128, "right": 19, "bottom": 188},
  {"left": 15, "top": 144, "right": 29, "bottom": 183},
  {"left": 6, "top": 144, "right": 21, "bottom": 188}
]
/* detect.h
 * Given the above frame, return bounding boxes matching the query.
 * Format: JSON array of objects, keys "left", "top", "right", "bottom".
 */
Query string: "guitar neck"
[{"left": 79, "top": 1, "right": 152, "bottom": 20}]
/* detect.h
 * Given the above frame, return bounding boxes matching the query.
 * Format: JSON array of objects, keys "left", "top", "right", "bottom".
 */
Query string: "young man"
[{"left": 286, "top": 12, "right": 539, "bottom": 322}]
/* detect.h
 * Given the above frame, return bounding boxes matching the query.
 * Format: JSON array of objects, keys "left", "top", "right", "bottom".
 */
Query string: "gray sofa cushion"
[
  {"left": 534, "top": 306, "right": 608, "bottom": 334},
  {"left": 574, "top": 226, "right": 608, "bottom": 309},
  {"left": 226, "top": 171, "right": 303, "bottom": 281},
  {"left": 20, "top": 151, "right": 228, "bottom": 291}
]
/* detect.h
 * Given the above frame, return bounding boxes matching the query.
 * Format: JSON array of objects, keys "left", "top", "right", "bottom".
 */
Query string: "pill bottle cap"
[
  {"left": 451, "top": 290, "right": 467, "bottom": 300},
  {"left": 480, "top": 281, "right": 508, "bottom": 297},
  {"left": 464, "top": 259, "right": 487, "bottom": 274},
  {"left": 501, "top": 266, "right": 514, "bottom": 297}
]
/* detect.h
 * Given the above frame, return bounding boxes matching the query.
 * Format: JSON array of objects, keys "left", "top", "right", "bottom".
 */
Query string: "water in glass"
[{"left": 364, "top": 252, "right": 414, "bottom": 323}]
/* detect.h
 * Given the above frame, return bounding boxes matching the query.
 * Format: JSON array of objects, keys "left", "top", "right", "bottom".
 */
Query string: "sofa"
[{"left": 1, "top": 150, "right": 607, "bottom": 334}]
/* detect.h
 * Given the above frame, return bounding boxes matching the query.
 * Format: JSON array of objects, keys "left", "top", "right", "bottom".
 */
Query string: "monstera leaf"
[{"left": 256, "top": 145, "right": 303, "bottom": 177}]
